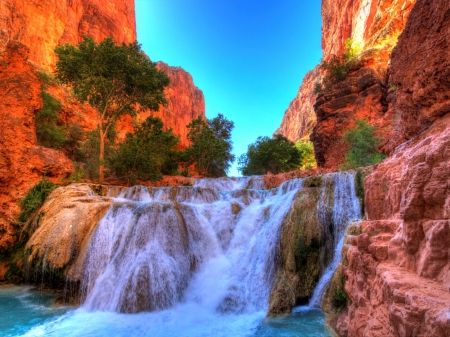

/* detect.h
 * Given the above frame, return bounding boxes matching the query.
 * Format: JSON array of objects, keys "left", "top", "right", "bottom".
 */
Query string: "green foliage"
[
  {"left": 318, "top": 38, "right": 360, "bottom": 90},
  {"left": 55, "top": 36, "right": 170, "bottom": 182},
  {"left": 18, "top": 180, "right": 57, "bottom": 224},
  {"left": 389, "top": 83, "right": 397, "bottom": 91},
  {"left": 185, "top": 114, "right": 235, "bottom": 177},
  {"left": 35, "top": 91, "right": 66, "bottom": 149},
  {"left": 81, "top": 126, "right": 116, "bottom": 180},
  {"left": 66, "top": 166, "right": 85, "bottom": 183},
  {"left": 111, "top": 116, "right": 179, "bottom": 184},
  {"left": 238, "top": 134, "right": 302, "bottom": 175},
  {"left": 295, "top": 141, "right": 317, "bottom": 169},
  {"left": 36, "top": 70, "right": 60, "bottom": 85},
  {"left": 314, "top": 81, "right": 324, "bottom": 94},
  {"left": 340, "top": 119, "right": 385, "bottom": 169},
  {"left": 333, "top": 288, "right": 350, "bottom": 309}
]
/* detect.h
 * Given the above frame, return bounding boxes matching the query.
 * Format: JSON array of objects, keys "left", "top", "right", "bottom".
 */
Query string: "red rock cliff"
[
  {"left": 329, "top": 1, "right": 450, "bottom": 335},
  {"left": 0, "top": 43, "right": 73, "bottom": 252},
  {"left": 0, "top": 0, "right": 205, "bottom": 253},
  {"left": 312, "top": 0, "right": 416, "bottom": 168},
  {"left": 277, "top": 0, "right": 416, "bottom": 165},
  {"left": 0, "top": 0, "right": 136, "bottom": 70}
]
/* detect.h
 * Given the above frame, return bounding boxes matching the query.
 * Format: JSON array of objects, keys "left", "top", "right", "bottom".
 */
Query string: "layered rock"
[
  {"left": 332, "top": 114, "right": 450, "bottom": 336},
  {"left": 0, "top": 0, "right": 206, "bottom": 247},
  {"left": 383, "top": 0, "right": 450, "bottom": 153},
  {"left": 0, "top": 43, "right": 73, "bottom": 252},
  {"left": 321, "top": 0, "right": 415, "bottom": 62},
  {"left": 0, "top": 0, "right": 136, "bottom": 71},
  {"left": 274, "top": 66, "right": 320, "bottom": 142},
  {"left": 327, "top": 2, "right": 450, "bottom": 334},
  {"left": 277, "top": 0, "right": 416, "bottom": 167}
]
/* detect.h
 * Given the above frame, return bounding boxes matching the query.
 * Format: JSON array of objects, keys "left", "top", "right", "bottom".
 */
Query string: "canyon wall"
[
  {"left": 329, "top": 1, "right": 450, "bottom": 335},
  {"left": 277, "top": 0, "right": 415, "bottom": 167},
  {"left": 0, "top": 0, "right": 205, "bottom": 252},
  {"left": 0, "top": 0, "right": 136, "bottom": 71}
]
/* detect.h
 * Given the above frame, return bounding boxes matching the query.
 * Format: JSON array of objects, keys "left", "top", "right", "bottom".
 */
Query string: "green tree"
[
  {"left": 295, "top": 140, "right": 317, "bottom": 170},
  {"left": 185, "top": 114, "right": 235, "bottom": 177},
  {"left": 111, "top": 116, "right": 179, "bottom": 185},
  {"left": 35, "top": 91, "right": 66, "bottom": 149},
  {"left": 238, "top": 134, "right": 302, "bottom": 175},
  {"left": 55, "top": 36, "right": 170, "bottom": 183},
  {"left": 340, "top": 119, "right": 385, "bottom": 169}
]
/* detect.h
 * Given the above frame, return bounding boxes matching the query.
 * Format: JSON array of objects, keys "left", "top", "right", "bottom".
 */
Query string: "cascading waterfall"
[
  {"left": 308, "top": 172, "right": 361, "bottom": 307},
  {"left": 77, "top": 172, "right": 359, "bottom": 314}
]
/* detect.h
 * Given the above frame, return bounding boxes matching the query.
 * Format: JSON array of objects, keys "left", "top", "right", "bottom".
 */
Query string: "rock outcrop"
[
  {"left": 0, "top": 0, "right": 136, "bottom": 71},
  {"left": 328, "top": 1, "right": 450, "bottom": 335},
  {"left": 274, "top": 66, "right": 320, "bottom": 142},
  {"left": 0, "top": 0, "right": 206, "bottom": 247},
  {"left": 118, "top": 62, "right": 206, "bottom": 147},
  {"left": 0, "top": 43, "right": 73, "bottom": 252}
]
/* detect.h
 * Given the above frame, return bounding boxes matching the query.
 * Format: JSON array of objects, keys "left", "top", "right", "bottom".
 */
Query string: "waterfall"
[
  {"left": 308, "top": 172, "right": 361, "bottom": 307},
  {"left": 70, "top": 172, "right": 360, "bottom": 314}
]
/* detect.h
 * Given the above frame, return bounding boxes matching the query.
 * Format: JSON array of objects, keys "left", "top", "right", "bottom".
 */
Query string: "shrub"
[
  {"left": 340, "top": 119, "right": 385, "bottom": 169},
  {"left": 355, "top": 168, "right": 366, "bottom": 214},
  {"left": 185, "top": 114, "right": 235, "bottom": 177},
  {"left": 35, "top": 91, "right": 67, "bottom": 149},
  {"left": 333, "top": 288, "right": 349, "bottom": 309},
  {"left": 296, "top": 140, "right": 317, "bottom": 169},
  {"left": 18, "top": 180, "right": 57, "bottom": 224},
  {"left": 239, "top": 134, "right": 302, "bottom": 175},
  {"left": 317, "top": 38, "right": 360, "bottom": 90},
  {"left": 111, "top": 116, "right": 179, "bottom": 184}
]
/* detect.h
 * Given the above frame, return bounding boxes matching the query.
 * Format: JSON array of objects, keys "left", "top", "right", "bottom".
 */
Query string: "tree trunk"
[{"left": 99, "top": 130, "right": 105, "bottom": 184}]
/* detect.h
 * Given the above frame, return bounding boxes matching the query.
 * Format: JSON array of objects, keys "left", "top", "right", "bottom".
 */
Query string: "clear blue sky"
[{"left": 135, "top": 0, "right": 322, "bottom": 176}]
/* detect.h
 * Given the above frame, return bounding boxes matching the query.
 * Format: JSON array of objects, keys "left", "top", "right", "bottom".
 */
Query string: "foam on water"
[{"left": 2, "top": 172, "right": 360, "bottom": 336}]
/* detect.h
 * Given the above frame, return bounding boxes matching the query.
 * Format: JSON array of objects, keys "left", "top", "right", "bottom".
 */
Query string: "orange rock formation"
[
  {"left": 277, "top": 0, "right": 416, "bottom": 168},
  {"left": 330, "top": 1, "right": 450, "bottom": 335},
  {"left": 0, "top": 43, "right": 73, "bottom": 252},
  {"left": 0, "top": 0, "right": 205, "bottom": 251}
]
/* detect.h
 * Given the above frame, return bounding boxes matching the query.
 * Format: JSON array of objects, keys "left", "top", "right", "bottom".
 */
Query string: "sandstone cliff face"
[
  {"left": 0, "top": 0, "right": 136, "bottom": 71},
  {"left": 119, "top": 62, "right": 206, "bottom": 147},
  {"left": 383, "top": 0, "right": 450, "bottom": 153},
  {"left": 274, "top": 66, "right": 320, "bottom": 141},
  {"left": 0, "top": 43, "right": 73, "bottom": 252},
  {"left": 312, "top": 0, "right": 417, "bottom": 169},
  {"left": 277, "top": 0, "right": 415, "bottom": 149},
  {"left": 0, "top": 0, "right": 205, "bottom": 251},
  {"left": 328, "top": 1, "right": 450, "bottom": 335}
]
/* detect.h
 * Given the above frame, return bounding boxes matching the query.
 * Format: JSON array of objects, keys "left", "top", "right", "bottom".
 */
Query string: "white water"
[
  {"left": 8, "top": 173, "right": 360, "bottom": 337},
  {"left": 79, "top": 175, "right": 303, "bottom": 314},
  {"left": 308, "top": 172, "right": 361, "bottom": 307}
]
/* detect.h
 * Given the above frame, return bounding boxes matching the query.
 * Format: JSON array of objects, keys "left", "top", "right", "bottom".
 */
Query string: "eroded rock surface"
[
  {"left": 0, "top": 43, "right": 73, "bottom": 252},
  {"left": 331, "top": 90, "right": 450, "bottom": 337}
]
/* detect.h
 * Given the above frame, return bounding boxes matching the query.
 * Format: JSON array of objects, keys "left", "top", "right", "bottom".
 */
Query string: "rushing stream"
[{"left": 0, "top": 173, "right": 360, "bottom": 337}]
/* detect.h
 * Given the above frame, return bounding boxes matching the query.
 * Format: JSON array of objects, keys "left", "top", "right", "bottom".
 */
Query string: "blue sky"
[{"left": 135, "top": 0, "right": 322, "bottom": 176}]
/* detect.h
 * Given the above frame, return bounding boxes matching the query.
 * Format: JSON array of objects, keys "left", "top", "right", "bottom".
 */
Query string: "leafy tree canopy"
[
  {"left": 185, "top": 114, "right": 235, "bottom": 177},
  {"left": 238, "top": 134, "right": 302, "bottom": 175},
  {"left": 111, "top": 116, "right": 179, "bottom": 185},
  {"left": 55, "top": 36, "right": 170, "bottom": 182},
  {"left": 340, "top": 119, "right": 385, "bottom": 169}
]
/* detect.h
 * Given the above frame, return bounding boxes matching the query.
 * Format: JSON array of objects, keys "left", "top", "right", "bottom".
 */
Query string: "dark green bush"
[
  {"left": 35, "top": 91, "right": 67, "bottom": 149},
  {"left": 333, "top": 288, "right": 349, "bottom": 309},
  {"left": 239, "top": 134, "right": 302, "bottom": 175},
  {"left": 18, "top": 180, "right": 57, "bottom": 224},
  {"left": 111, "top": 116, "right": 179, "bottom": 184},
  {"left": 317, "top": 38, "right": 360, "bottom": 90},
  {"left": 340, "top": 119, "right": 385, "bottom": 169}
]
